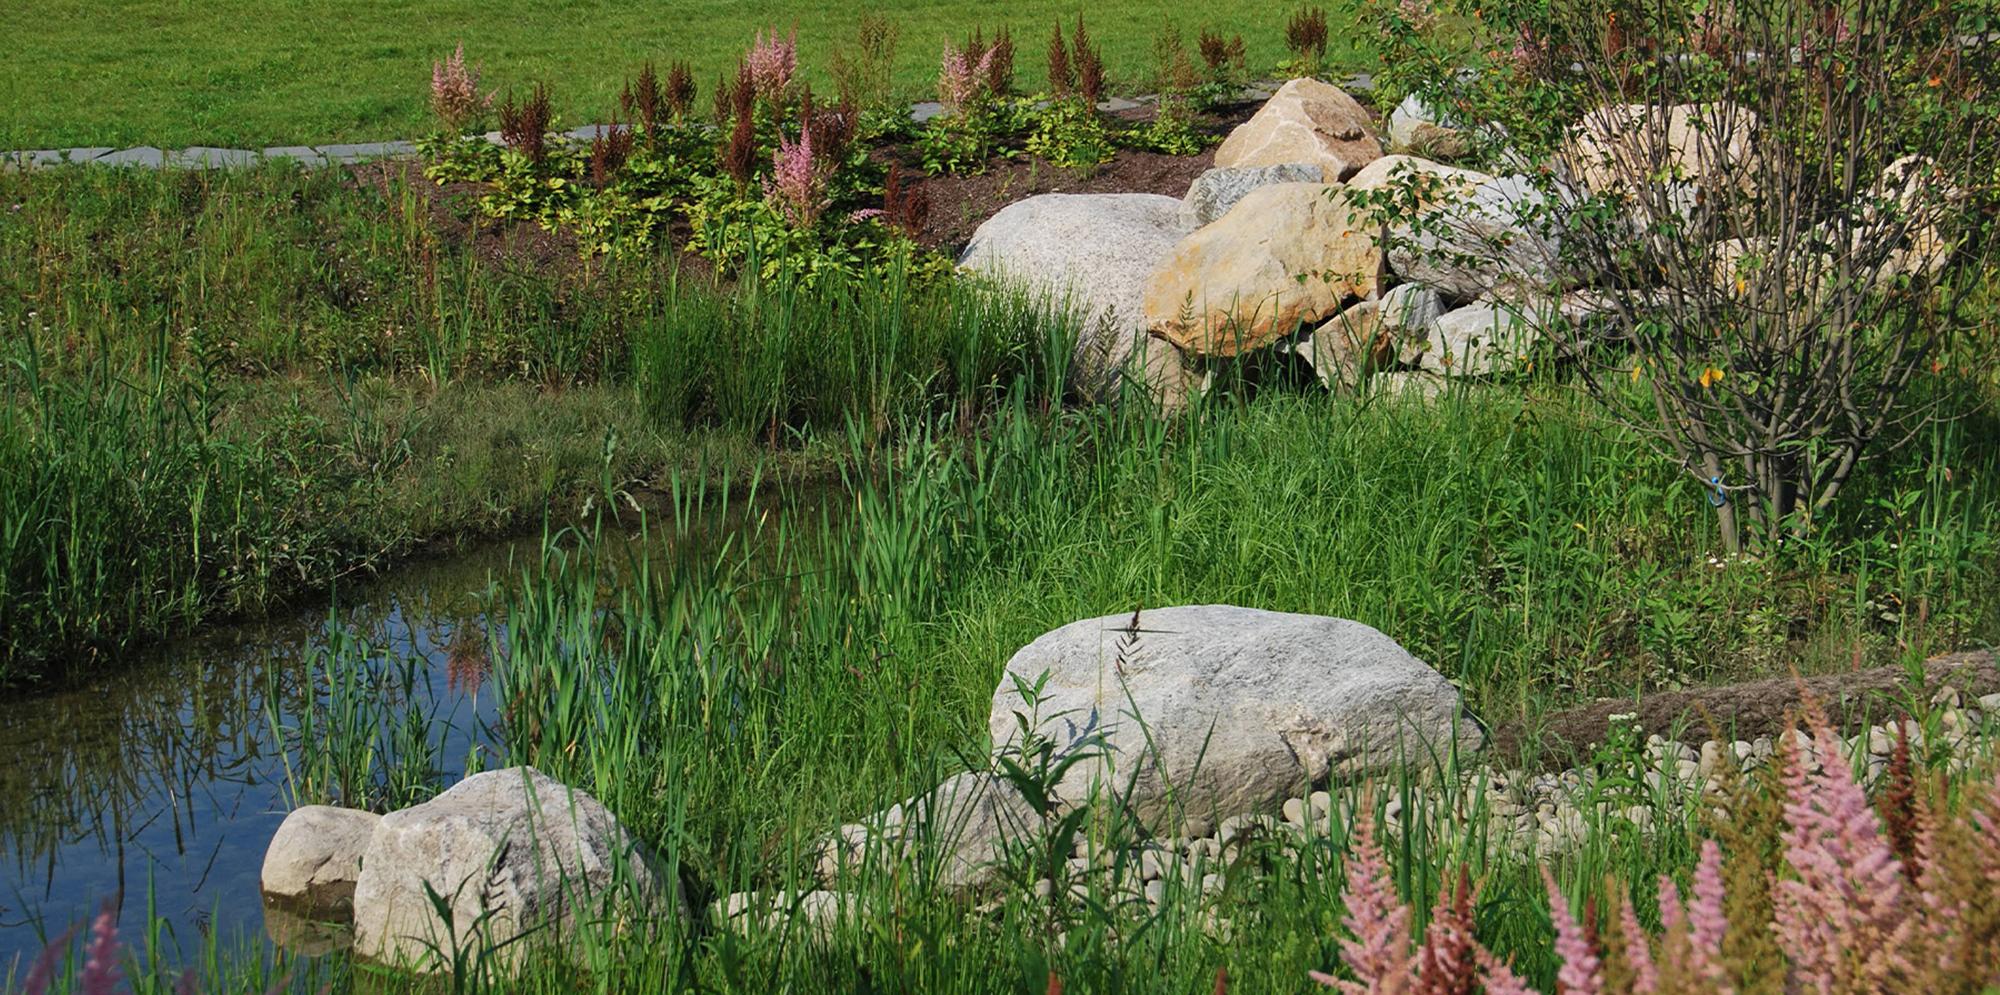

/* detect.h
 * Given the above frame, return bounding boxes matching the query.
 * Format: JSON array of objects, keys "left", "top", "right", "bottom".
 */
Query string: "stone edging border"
[{"left": 1, "top": 79, "right": 1363, "bottom": 174}]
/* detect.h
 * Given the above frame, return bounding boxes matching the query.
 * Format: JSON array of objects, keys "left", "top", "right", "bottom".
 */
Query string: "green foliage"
[{"left": 1025, "top": 98, "right": 1114, "bottom": 170}]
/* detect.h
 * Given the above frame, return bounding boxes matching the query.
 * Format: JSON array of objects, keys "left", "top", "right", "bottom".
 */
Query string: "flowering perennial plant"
[
  {"left": 430, "top": 43, "right": 490, "bottom": 133},
  {"left": 1314, "top": 703, "right": 2000, "bottom": 993}
]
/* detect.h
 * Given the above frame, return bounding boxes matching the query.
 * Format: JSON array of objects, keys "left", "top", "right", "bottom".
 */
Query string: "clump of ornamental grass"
[{"left": 1313, "top": 699, "right": 2000, "bottom": 992}]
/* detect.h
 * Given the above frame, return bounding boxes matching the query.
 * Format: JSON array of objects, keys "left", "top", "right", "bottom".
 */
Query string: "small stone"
[
  {"left": 1978, "top": 693, "right": 2000, "bottom": 713},
  {"left": 1144, "top": 879, "right": 1166, "bottom": 905},
  {"left": 1308, "top": 790, "right": 1332, "bottom": 821},
  {"left": 1200, "top": 873, "right": 1224, "bottom": 896},
  {"left": 1282, "top": 797, "right": 1307, "bottom": 827}
]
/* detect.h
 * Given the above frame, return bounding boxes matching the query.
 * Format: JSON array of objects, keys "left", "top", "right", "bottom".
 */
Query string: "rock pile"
[
  {"left": 959, "top": 76, "right": 1942, "bottom": 409},
  {"left": 261, "top": 767, "right": 681, "bottom": 974}
]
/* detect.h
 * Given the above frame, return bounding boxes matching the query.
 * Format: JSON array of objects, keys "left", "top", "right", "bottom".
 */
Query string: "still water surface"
[{"left": 0, "top": 532, "right": 569, "bottom": 973}]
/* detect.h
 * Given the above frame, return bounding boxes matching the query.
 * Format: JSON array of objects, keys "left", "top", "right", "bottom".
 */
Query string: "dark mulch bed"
[
  {"left": 1487, "top": 649, "right": 2000, "bottom": 770},
  {"left": 346, "top": 98, "right": 1267, "bottom": 274},
  {"left": 885, "top": 98, "right": 1264, "bottom": 255}
]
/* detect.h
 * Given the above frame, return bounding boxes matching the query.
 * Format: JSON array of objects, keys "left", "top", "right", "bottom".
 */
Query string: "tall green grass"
[
  {"left": 0, "top": 163, "right": 1084, "bottom": 685},
  {"left": 225, "top": 381, "right": 2000, "bottom": 990}
]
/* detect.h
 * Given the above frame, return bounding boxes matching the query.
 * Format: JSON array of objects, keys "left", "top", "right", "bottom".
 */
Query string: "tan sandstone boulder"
[
  {"left": 1562, "top": 102, "right": 1759, "bottom": 199},
  {"left": 1214, "top": 78, "right": 1383, "bottom": 181},
  {"left": 1144, "top": 183, "right": 1382, "bottom": 357}
]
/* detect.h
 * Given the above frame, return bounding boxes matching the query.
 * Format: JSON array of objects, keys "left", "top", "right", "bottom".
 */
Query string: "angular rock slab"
[
  {"left": 1348, "top": 155, "right": 1565, "bottom": 301},
  {"left": 4, "top": 148, "right": 112, "bottom": 168},
  {"left": 1145, "top": 183, "right": 1382, "bottom": 357},
  {"left": 262, "top": 804, "right": 381, "bottom": 916},
  {"left": 814, "top": 769, "right": 1039, "bottom": 892},
  {"left": 1420, "top": 300, "right": 1542, "bottom": 377},
  {"left": 1214, "top": 78, "right": 1383, "bottom": 181},
  {"left": 959, "top": 192, "right": 1196, "bottom": 404},
  {"left": 1296, "top": 299, "right": 1393, "bottom": 390},
  {"left": 94, "top": 147, "right": 166, "bottom": 167},
  {"left": 351, "top": 767, "right": 679, "bottom": 972},
  {"left": 1561, "top": 102, "right": 1759, "bottom": 200},
  {"left": 988, "top": 606, "right": 1482, "bottom": 837},
  {"left": 316, "top": 140, "right": 419, "bottom": 163},
  {"left": 169, "top": 147, "right": 258, "bottom": 168},
  {"left": 1387, "top": 95, "right": 1470, "bottom": 160},
  {"left": 1182, "top": 162, "right": 1325, "bottom": 227}
]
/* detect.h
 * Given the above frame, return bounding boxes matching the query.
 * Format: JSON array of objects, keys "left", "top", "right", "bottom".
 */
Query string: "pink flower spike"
[
  {"left": 762, "top": 126, "right": 826, "bottom": 229},
  {"left": 1771, "top": 705, "right": 1914, "bottom": 992},
  {"left": 429, "top": 42, "right": 489, "bottom": 133},
  {"left": 1334, "top": 806, "right": 1413, "bottom": 994},
  {"left": 748, "top": 27, "right": 798, "bottom": 102},
  {"left": 1542, "top": 867, "right": 1603, "bottom": 995},
  {"left": 1477, "top": 946, "right": 1545, "bottom": 995},
  {"left": 1687, "top": 839, "right": 1734, "bottom": 990},
  {"left": 79, "top": 902, "right": 122, "bottom": 995},
  {"left": 1617, "top": 891, "right": 1658, "bottom": 994}
]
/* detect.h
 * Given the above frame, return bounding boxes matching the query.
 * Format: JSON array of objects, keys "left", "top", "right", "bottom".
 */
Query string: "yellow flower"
[{"left": 1699, "top": 366, "right": 1725, "bottom": 389}]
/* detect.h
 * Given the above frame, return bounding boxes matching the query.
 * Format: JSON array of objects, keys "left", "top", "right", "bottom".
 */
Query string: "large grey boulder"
[
  {"left": 350, "top": 767, "right": 678, "bottom": 971},
  {"left": 958, "top": 193, "right": 1196, "bottom": 405},
  {"left": 262, "top": 805, "right": 381, "bottom": 916},
  {"left": 1348, "top": 155, "right": 1566, "bottom": 301},
  {"left": 1183, "top": 163, "right": 1326, "bottom": 227},
  {"left": 988, "top": 606, "right": 1481, "bottom": 837}
]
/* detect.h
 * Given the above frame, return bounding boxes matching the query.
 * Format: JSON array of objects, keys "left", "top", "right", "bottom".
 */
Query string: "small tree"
[{"left": 1356, "top": 0, "right": 1998, "bottom": 553}]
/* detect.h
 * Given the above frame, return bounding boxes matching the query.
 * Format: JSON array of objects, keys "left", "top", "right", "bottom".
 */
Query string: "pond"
[{"left": 0, "top": 485, "right": 823, "bottom": 974}]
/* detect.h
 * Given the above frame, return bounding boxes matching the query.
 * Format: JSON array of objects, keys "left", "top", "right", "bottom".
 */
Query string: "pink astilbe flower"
[
  {"left": 1413, "top": 869, "right": 1480, "bottom": 994},
  {"left": 1317, "top": 806, "right": 1414, "bottom": 993},
  {"left": 1615, "top": 892, "right": 1658, "bottom": 994},
  {"left": 1543, "top": 869, "right": 1603, "bottom": 995},
  {"left": 79, "top": 902, "right": 122, "bottom": 995},
  {"left": 937, "top": 41, "right": 997, "bottom": 112},
  {"left": 430, "top": 43, "right": 490, "bottom": 133},
  {"left": 763, "top": 126, "right": 826, "bottom": 229},
  {"left": 1772, "top": 705, "right": 1916, "bottom": 992},
  {"left": 748, "top": 28, "right": 798, "bottom": 103},
  {"left": 1686, "top": 840, "right": 1733, "bottom": 989},
  {"left": 1476, "top": 948, "right": 1541, "bottom": 995}
]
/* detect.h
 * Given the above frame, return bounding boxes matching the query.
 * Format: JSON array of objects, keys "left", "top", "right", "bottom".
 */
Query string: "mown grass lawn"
[{"left": 0, "top": 0, "right": 1338, "bottom": 150}]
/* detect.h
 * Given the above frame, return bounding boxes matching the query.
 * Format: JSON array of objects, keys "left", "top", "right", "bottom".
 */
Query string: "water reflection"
[
  {"left": 0, "top": 482, "right": 829, "bottom": 974},
  {"left": 0, "top": 536, "right": 536, "bottom": 971}
]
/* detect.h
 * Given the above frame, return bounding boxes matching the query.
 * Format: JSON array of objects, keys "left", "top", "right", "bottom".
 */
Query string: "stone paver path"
[{"left": 0, "top": 82, "right": 1324, "bottom": 173}]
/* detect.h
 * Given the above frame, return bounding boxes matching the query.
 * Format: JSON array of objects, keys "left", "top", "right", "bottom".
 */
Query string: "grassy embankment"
[
  {"left": 0, "top": 163, "right": 1072, "bottom": 686},
  {"left": 5, "top": 129, "right": 2000, "bottom": 995},
  {"left": 61, "top": 377, "right": 2000, "bottom": 993},
  {"left": 0, "top": 0, "right": 1342, "bottom": 150}
]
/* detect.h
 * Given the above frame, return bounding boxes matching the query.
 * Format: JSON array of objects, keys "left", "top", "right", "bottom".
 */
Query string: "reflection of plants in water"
[
  {"left": 444, "top": 624, "right": 492, "bottom": 697},
  {"left": 268, "top": 623, "right": 452, "bottom": 812}
]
